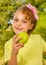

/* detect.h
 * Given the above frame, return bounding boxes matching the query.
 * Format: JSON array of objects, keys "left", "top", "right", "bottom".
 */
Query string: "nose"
[{"left": 17, "top": 21, "right": 21, "bottom": 26}]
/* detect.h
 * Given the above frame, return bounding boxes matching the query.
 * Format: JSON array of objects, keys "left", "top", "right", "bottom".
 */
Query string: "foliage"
[{"left": 0, "top": 0, "right": 46, "bottom": 57}]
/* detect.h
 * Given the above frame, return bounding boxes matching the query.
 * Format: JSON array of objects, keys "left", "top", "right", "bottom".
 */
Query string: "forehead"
[{"left": 13, "top": 11, "right": 29, "bottom": 20}]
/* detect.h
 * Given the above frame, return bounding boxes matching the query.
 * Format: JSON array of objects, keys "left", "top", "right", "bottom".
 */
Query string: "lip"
[{"left": 14, "top": 27, "right": 23, "bottom": 30}]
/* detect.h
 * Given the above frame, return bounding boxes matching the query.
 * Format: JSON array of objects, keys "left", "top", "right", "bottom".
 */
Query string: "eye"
[
  {"left": 14, "top": 18, "right": 18, "bottom": 22},
  {"left": 23, "top": 20, "right": 27, "bottom": 23}
]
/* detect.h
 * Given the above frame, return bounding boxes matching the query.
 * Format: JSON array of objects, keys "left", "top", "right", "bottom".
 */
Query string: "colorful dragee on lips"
[{"left": 26, "top": 3, "right": 38, "bottom": 20}]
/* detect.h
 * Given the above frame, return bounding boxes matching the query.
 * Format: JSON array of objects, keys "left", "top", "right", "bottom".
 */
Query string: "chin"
[
  {"left": 13, "top": 28, "right": 26, "bottom": 34},
  {"left": 14, "top": 30, "right": 22, "bottom": 34}
]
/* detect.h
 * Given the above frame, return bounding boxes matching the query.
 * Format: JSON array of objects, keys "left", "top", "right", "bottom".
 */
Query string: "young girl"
[{"left": 4, "top": 3, "right": 46, "bottom": 65}]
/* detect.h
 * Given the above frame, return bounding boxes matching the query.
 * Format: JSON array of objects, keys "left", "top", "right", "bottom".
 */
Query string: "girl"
[{"left": 4, "top": 3, "right": 46, "bottom": 65}]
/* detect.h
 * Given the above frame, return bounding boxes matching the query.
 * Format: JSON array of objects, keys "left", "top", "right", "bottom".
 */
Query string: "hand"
[{"left": 12, "top": 34, "right": 24, "bottom": 55}]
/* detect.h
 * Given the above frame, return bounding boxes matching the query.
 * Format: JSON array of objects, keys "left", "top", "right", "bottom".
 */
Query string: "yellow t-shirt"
[{"left": 4, "top": 34, "right": 46, "bottom": 65}]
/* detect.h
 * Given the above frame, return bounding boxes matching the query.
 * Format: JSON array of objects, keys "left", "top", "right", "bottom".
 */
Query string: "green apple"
[{"left": 17, "top": 32, "right": 29, "bottom": 44}]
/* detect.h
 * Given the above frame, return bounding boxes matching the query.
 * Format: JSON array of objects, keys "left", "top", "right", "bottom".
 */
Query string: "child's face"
[{"left": 12, "top": 11, "right": 33, "bottom": 34}]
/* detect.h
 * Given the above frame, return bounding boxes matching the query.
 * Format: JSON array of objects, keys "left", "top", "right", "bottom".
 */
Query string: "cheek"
[
  {"left": 22, "top": 24, "right": 27, "bottom": 28},
  {"left": 22, "top": 24, "right": 29, "bottom": 29}
]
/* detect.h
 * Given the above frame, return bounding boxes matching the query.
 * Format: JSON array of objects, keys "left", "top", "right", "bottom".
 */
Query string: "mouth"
[{"left": 14, "top": 27, "right": 23, "bottom": 30}]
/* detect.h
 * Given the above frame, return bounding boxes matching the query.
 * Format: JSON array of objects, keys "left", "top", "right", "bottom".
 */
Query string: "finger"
[
  {"left": 15, "top": 37, "right": 23, "bottom": 43},
  {"left": 17, "top": 45, "right": 24, "bottom": 50},
  {"left": 16, "top": 43, "right": 24, "bottom": 47},
  {"left": 13, "top": 37, "right": 22, "bottom": 44},
  {"left": 13, "top": 34, "right": 18, "bottom": 43},
  {"left": 13, "top": 34, "right": 18, "bottom": 40},
  {"left": 12, "top": 44, "right": 24, "bottom": 50}
]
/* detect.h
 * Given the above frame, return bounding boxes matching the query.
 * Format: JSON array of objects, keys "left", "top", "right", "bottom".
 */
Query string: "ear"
[{"left": 29, "top": 24, "right": 34, "bottom": 30}]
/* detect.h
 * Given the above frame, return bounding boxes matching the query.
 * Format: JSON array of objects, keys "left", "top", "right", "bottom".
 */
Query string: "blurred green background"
[{"left": 0, "top": 0, "right": 46, "bottom": 58}]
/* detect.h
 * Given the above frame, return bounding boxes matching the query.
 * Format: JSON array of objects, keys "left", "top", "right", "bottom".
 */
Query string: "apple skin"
[{"left": 17, "top": 32, "right": 29, "bottom": 44}]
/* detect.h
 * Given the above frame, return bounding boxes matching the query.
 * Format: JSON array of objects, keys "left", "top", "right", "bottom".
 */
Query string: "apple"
[{"left": 17, "top": 32, "right": 29, "bottom": 44}]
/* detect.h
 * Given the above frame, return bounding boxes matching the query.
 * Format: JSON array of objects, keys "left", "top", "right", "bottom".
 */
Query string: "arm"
[
  {"left": 8, "top": 50, "right": 17, "bottom": 65},
  {"left": 8, "top": 35, "right": 24, "bottom": 65}
]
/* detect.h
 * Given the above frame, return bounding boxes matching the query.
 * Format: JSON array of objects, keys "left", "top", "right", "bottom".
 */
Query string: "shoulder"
[
  {"left": 30, "top": 34, "right": 42, "bottom": 39},
  {"left": 29, "top": 34, "right": 45, "bottom": 43},
  {"left": 28, "top": 34, "right": 44, "bottom": 43},
  {"left": 26, "top": 34, "right": 42, "bottom": 45}
]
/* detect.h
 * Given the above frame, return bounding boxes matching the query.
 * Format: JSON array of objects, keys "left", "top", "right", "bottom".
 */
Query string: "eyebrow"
[
  {"left": 13, "top": 17, "right": 18, "bottom": 20},
  {"left": 13, "top": 16, "right": 29, "bottom": 22}
]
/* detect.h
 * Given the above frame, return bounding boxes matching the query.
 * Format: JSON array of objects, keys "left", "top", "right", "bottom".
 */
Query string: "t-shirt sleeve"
[
  {"left": 24, "top": 58, "right": 42, "bottom": 65},
  {"left": 2, "top": 40, "right": 10, "bottom": 65},
  {"left": 17, "top": 57, "right": 43, "bottom": 65},
  {"left": 4, "top": 38, "right": 13, "bottom": 62}
]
